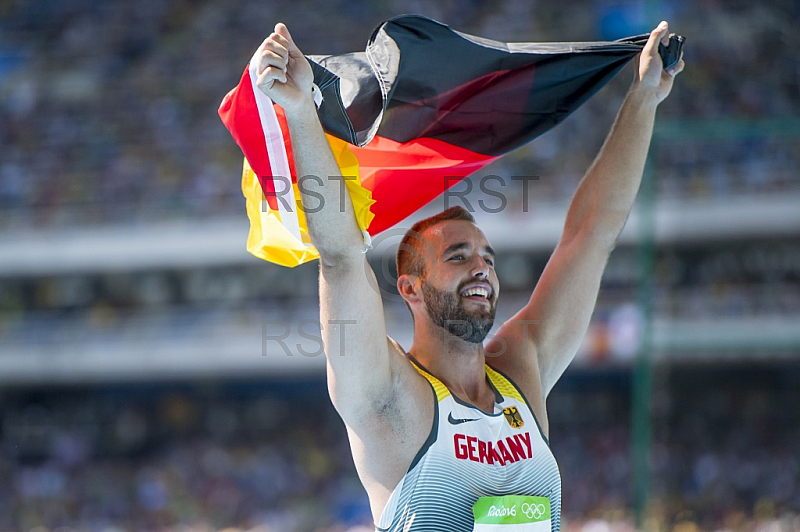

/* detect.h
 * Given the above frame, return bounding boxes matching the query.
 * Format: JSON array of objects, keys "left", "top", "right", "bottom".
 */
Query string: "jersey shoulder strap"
[
  {"left": 408, "top": 360, "right": 526, "bottom": 404},
  {"left": 410, "top": 360, "right": 451, "bottom": 402},
  {"left": 485, "top": 364, "right": 526, "bottom": 403}
]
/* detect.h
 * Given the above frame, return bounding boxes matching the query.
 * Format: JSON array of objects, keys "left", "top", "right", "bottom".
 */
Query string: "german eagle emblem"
[{"left": 503, "top": 406, "right": 524, "bottom": 428}]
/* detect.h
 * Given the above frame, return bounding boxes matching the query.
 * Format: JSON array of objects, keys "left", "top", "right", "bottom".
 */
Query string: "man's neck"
[{"left": 409, "top": 322, "right": 494, "bottom": 411}]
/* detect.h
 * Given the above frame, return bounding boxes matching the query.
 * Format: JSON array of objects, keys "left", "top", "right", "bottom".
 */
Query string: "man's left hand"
[{"left": 634, "top": 21, "right": 685, "bottom": 104}]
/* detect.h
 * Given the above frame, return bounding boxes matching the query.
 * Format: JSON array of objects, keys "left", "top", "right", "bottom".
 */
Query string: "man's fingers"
[
  {"left": 261, "top": 47, "right": 287, "bottom": 66},
  {"left": 667, "top": 58, "right": 685, "bottom": 78},
  {"left": 659, "top": 22, "right": 670, "bottom": 45},
  {"left": 274, "top": 22, "right": 301, "bottom": 55},
  {"left": 643, "top": 20, "right": 669, "bottom": 57},
  {"left": 259, "top": 50, "right": 286, "bottom": 75},
  {"left": 256, "top": 65, "right": 287, "bottom": 88},
  {"left": 269, "top": 32, "right": 291, "bottom": 52},
  {"left": 255, "top": 35, "right": 289, "bottom": 74},
  {"left": 264, "top": 37, "right": 288, "bottom": 60}
]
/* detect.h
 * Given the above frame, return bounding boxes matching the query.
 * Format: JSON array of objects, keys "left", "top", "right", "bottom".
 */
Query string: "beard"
[{"left": 421, "top": 281, "right": 496, "bottom": 344}]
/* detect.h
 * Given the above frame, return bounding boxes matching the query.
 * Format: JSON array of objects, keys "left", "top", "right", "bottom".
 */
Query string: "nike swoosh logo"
[{"left": 448, "top": 412, "right": 479, "bottom": 425}]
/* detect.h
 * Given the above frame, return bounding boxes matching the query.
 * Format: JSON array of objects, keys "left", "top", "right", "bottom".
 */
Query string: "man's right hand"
[{"left": 255, "top": 23, "right": 314, "bottom": 114}]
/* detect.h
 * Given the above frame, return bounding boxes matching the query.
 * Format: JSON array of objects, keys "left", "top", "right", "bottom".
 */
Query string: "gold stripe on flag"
[{"left": 241, "top": 134, "right": 375, "bottom": 267}]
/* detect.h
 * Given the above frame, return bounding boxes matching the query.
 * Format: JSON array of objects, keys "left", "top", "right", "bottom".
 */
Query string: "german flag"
[{"left": 219, "top": 15, "right": 655, "bottom": 267}]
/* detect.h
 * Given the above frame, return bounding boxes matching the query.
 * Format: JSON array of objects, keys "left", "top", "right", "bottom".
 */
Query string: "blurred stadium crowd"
[
  {"left": 1, "top": 0, "right": 800, "bottom": 530},
  {"left": 0, "top": 0, "right": 798, "bottom": 228},
  {"left": 3, "top": 366, "right": 799, "bottom": 531}
]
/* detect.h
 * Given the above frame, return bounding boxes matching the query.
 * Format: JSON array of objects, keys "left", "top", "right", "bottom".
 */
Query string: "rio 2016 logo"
[
  {"left": 487, "top": 504, "right": 516, "bottom": 517},
  {"left": 521, "top": 502, "right": 546, "bottom": 520}
]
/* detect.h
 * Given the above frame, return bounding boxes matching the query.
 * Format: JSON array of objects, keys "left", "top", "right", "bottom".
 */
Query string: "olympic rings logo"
[{"left": 521, "top": 502, "right": 546, "bottom": 520}]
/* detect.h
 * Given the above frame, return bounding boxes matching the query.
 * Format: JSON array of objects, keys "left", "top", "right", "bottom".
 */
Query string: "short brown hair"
[{"left": 396, "top": 206, "right": 476, "bottom": 280}]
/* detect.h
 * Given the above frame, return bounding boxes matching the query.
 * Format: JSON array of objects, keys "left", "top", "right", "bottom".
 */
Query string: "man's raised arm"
[
  {"left": 498, "top": 21, "right": 685, "bottom": 398},
  {"left": 255, "top": 24, "right": 363, "bottom": 264},
  {"left": 256, "top": 24, "right": 421, "bottom": 422}
]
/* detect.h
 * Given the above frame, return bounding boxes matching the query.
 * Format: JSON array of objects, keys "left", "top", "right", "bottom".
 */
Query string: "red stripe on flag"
[
  {"left": 353, "top": 136, "right": 498, "bottom": 234},
  {"left": 219, "top": 68, "right": 282, "bottom": 212},
  {"left": 275, "top": 107, "right": 298, "bottom": 183}
]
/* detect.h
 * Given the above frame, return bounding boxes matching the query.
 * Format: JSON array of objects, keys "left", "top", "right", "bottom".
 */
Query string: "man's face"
[{"left": 419, "top": 220, "right": 499, "bottom": 343}]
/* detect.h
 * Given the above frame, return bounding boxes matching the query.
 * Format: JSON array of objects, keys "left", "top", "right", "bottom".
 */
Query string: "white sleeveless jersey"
[{"left": 376, "top": 362, "right": 562, "bottom": 531}]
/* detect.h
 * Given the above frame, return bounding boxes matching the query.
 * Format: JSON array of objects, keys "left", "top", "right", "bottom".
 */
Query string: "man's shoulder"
[{"left": 485, "top": 317, "right": 539, "bottom": 367}]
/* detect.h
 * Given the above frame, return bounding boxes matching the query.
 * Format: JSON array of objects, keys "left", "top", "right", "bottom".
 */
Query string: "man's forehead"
[{"left": 425, "top": 220, "right": 490, "bottom": 251}]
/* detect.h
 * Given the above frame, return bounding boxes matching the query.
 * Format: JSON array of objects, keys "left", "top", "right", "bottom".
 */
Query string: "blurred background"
[{"left": 1, "top": 0, "right": 799, "bottom": 530}]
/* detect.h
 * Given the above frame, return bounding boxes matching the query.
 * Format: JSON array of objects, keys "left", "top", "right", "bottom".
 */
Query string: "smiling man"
[{"left": 255, "top": 19, "right": 683, "bottom": 532}]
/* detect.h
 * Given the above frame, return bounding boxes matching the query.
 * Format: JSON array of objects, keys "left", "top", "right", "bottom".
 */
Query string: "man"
[{"left": 256, "top": 19, "right": 683, "bottom": 531}]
